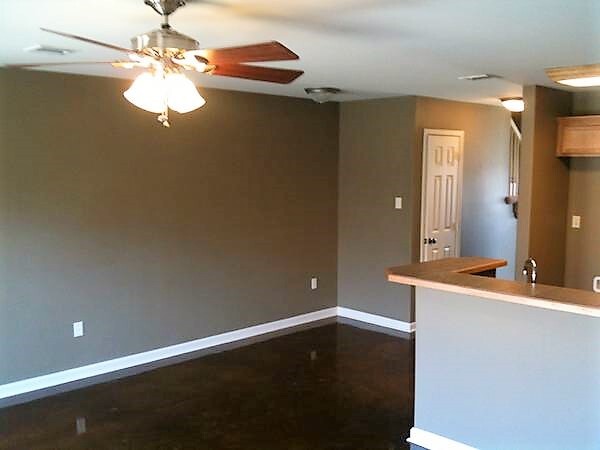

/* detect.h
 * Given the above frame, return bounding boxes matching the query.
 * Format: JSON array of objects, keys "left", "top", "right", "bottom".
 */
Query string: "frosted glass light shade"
[
  {"left": 165, "top": 73, "right": 206, "bottom": 113},
  {"left": 500, "top": 98, "right": 525, "bottom": 113},
  {"left": 123, "top": 72, "right": 167, "bottom": 113},
  {"left": 557, "top": 76, "right": 600, "bottom": 87}
]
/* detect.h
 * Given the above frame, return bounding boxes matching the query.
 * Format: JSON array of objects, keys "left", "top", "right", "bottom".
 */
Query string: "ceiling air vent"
[
  {"left": 457, "top": 74, "right": 501, "bottom": 81},
  {"left": 24, "top": 44, "right": 75, "bottom": 55}
]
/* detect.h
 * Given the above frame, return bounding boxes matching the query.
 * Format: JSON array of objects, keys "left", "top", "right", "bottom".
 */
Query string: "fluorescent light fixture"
[
  {"left": 545, "top": 63, "right": 600, "bottom": 88},
  {"left": 305, "top": 87, "right": 341, "bottom": 104},
  {"left": 556, "top": 76, "right": 600, "bottom": 88},
  {"left": 500, "top": 97, "right": 525, "bottom": 113}
]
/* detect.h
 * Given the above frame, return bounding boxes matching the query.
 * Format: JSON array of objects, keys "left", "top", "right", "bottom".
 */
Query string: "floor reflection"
[{"left": 0, "top": 323, "right": 414, "bottom": 449}]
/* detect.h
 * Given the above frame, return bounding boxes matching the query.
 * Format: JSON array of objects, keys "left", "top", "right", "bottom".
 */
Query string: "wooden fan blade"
[
  {"left": 211, "top": 64, "right": 303, "bottom": 84},
  {"left": 201, "top": 41, "right": 299, "bottom": 64},
  {"left": 6, "top": 61, "right": 116, "bottom": 69},
  {"left": 41, "top": 28, "right": 135, "bottom": 54}
]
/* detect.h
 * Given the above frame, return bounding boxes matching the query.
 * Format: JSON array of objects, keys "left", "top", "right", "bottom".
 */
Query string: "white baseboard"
[
  {"left": 337, "top": 307, "right": 416, "bottom": 333},
  {"left": 0, "top": 306, "right": 414, "bottom": 400},
  {"left": 407, "top": 427, "right": 478, "bottom": 450},
  {"left": 0, "top": 307, "right": 337, "bottom": 400}
]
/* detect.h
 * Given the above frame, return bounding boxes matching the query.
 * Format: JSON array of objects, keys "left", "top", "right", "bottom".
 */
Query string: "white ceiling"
[{"left": 2, "top": 0, "right": 600, "bottom": 104}]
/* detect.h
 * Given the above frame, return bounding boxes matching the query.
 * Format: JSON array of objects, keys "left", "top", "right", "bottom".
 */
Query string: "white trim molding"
[
  {"left": 407, "top": 427, "right": 478, "bottom": 450},
  {"left": 337, "top": 307, "right": 416, "bottom": 333},
  {"left": 0, "top": 307, "right": 414, "bottom": 401},
  {"left": 0, "top": 308, "right": 337, "bottom": 400}
]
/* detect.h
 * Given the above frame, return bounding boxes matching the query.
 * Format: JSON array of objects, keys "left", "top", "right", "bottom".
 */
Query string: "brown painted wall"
[
  {"left": 338, "top": 97, "right": 417, "bottom": 322},
  {"left": 0, "top": 69, "right": 339, "bottom": 384},
  {"left": 338, "top": 96, "right": 516, "bottom": 322},
  {"left": 564, "top": 92, "right": 600, "bottom": 290},
  {"left": 515, "top": 86, "right": 536, "bottom": 278},
  {"left": 517, "top": 86, "right": 572, "bottom": 285}
]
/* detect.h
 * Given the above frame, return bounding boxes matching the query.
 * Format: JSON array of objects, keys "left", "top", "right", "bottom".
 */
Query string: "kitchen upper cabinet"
[{"left": 556, "top": 115, "right": 600, "bottom": 157}]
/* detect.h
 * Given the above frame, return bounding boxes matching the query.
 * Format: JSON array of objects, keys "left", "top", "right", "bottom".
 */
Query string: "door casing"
[{"left": 420, "top": 128, "right": 465, "bottom": 262}]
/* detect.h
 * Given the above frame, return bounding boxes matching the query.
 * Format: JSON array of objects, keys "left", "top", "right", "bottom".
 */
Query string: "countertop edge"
[{"left": 387, "top": 257, "right": 600, "bottom": 318}]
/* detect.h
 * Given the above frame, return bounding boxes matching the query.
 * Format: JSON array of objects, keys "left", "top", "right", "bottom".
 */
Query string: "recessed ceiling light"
[
  {"left": 545, "top": 63, "right": 600, "bottom": 87},
  {"left": 500, "top": 97, "right": 525, "bottom": 112},
  {"left": 24, "top": 44, "right": 75, "bottom": 55},
  {"left": 457, "top": 74, "right": 500, "bottom": 81},
  {"left": 305, "top": 87, "right": 341, "bottom": 104}
]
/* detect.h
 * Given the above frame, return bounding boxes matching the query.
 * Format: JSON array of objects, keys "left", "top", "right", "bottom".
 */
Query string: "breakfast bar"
[{"left": 388, "top": 257, "right": 600, "bottom": 450}]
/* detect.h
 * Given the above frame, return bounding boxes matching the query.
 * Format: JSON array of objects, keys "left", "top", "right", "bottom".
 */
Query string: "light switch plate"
[
  {"left": 395, "top": 196, "right": 403, "bottom": 210},
  {"left": 73, "top": 321, "right": 84, "bottom": 338},
  {"left": 572, "top": 215, "right": 581, "bottom": 229},
  {"left": 310, "top": 277, "right": 318, "bottom": 290}
]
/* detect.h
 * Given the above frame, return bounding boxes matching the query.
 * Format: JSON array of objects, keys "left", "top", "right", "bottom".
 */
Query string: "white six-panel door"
[{"left": 420, "top": 129, "right": 464, "bottom": 262}]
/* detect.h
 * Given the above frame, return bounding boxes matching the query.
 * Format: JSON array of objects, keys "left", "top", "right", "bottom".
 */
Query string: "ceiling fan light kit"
[
  {"left": 545, "top": 63, "right": 600, "bottom": 87},
  {"left": 12, "top": 0, "right": 304, "bottom": 127}
]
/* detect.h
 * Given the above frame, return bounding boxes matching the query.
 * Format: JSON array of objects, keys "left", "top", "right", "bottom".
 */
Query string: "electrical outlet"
[
  {"left": 310, "top": 277, "right": 318, "bottom": 290},
  {"left": 594, "top": 277, "right": 600, "bottom": 293},
  {"left": 73, "top": 321, "right": 84, "bottom": 338},
  {"left": 572, "top": 215, "right": 581, "bottom": 229},
  {"left": 395, "top": 196, "right": 403, "bottom": 210},
  {"left": 76, "top": 417, "right": 87, "bottom": 435}
]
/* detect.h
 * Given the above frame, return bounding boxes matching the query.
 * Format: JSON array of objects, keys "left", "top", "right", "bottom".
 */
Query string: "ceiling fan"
[{"left": 10, "top": 0, "right": 304, "bottom": 127}]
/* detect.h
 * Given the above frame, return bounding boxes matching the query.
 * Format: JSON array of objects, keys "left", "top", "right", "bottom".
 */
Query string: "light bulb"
[
  {"left": 123, "top": 72, "right": 167, "bottom": 113},
  {"left": 165, "top": 73, "right": 206, "bottom": 114}
]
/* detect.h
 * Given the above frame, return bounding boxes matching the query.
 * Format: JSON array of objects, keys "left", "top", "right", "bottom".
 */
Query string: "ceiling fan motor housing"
[{"left": 131, "top": 28, "right": 200, "bottom": 52}]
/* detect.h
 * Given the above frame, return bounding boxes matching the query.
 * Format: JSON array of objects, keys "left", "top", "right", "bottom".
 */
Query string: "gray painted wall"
[
  {"left": 565, "top": 93, "right": 600, "bottom": 290},
  {"left": 0, "top": 69, "right": 339, "bottom": 384},
  {"left": 338, "top": 97, "right": 418, "bottom": 322},
  {"left": 414, "top": 97, "right": 517, "bottom": 280},
  {"left": 414, "top": 287, "right": 600, "bottom": 450},
  {"left": 338, "top": 97, "right": 517, "bottom": 323},
  {"left": 517, "top": 86, "right": 572, "bottom": 286}
]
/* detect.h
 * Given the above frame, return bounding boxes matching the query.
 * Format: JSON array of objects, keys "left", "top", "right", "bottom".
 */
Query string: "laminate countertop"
[{"left": 387, "top": 257, "right": 600, "bottom": 318}]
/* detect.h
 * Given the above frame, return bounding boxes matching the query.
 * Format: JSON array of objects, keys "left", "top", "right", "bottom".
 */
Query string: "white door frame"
[{"left": 420, "top": 128, "right": 465, "bottom": 262}]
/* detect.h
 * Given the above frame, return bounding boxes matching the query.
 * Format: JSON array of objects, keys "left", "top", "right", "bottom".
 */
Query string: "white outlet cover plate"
[
  {"left": 572, "top": 215, "right": 581, "bottom": 229},
  {"left": 310, "top": 277, "right": 318, "bottom": 290},
  {"left": 73, "top": 321, "right": 84, "bottom": 338}
]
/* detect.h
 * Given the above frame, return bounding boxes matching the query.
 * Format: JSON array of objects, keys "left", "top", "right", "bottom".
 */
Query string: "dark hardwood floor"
[{"left": 0, "top": 323, "right": 415, "bottom": 449}]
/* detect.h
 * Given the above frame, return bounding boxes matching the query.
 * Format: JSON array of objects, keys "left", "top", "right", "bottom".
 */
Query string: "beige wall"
[
  {"left": 0, "top": 69, "right": 339, "bottom": 384},
  {"left": 517, "top": 86, "right": 572, "bottom": 285},
  {"left": 564, "top": 92, "right": 600, "bottom": 290}
]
